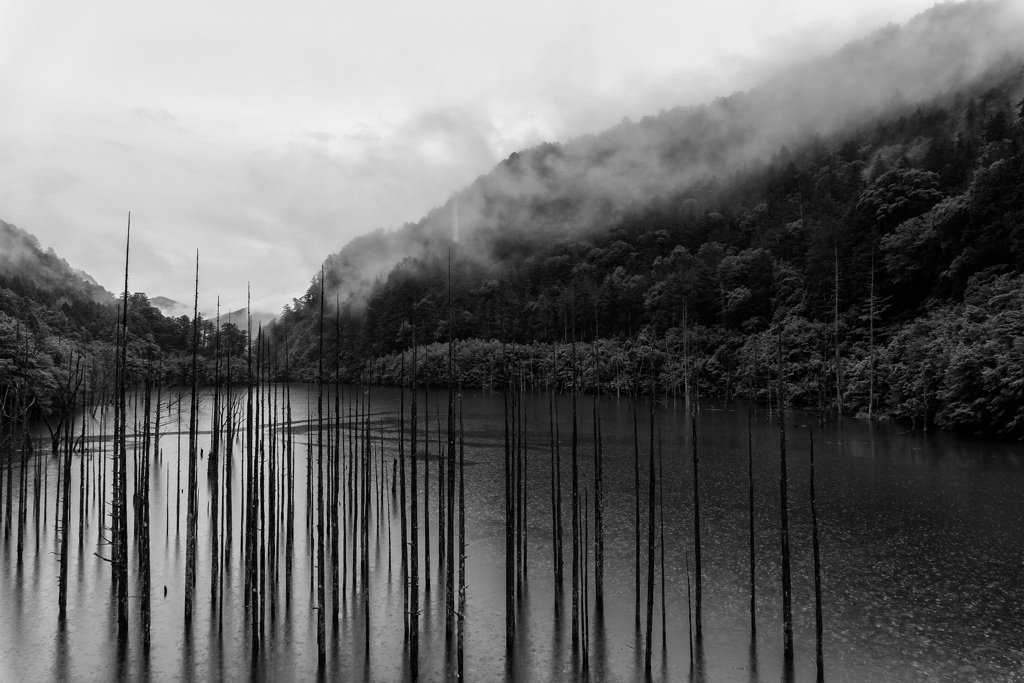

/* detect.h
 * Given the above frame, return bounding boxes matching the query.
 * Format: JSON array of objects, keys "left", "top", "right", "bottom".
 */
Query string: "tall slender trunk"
[
  {"left": 184, "top": 250, "right": 200, "bottom": 626},
  {"left": 692, "top": 408, "right": 702, "bottom": 642},
  {"left": 593, "top": 340, "right": 604, "bottom": 608},
  {"left": 399, "top": 355, "right": 409, "bottom": 637},
  {"left": 446, "top": 250, "right": 456, "bottom": 643},
  {"left": 57, "top": 359, "right": 78, "bottom": 620},
  {"left": 115, "top": 215, "right": 131, "bottom": 636},
  {"left": 316, "top": 270, "right": 327, "bottom": 662}
]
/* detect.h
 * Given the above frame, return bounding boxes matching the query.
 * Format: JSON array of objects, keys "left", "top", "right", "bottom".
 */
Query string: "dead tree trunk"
[{"left": 184, "top": 251, "right": 200, "bottom": 627}]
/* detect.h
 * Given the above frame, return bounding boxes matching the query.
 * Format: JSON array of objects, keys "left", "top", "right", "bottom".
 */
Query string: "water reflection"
[
  {"left": 747, "top": 634, "right": 759, "bottom": 683},
  {"left": 1, "top": 387, "right": 1023, "bottom": 681}
]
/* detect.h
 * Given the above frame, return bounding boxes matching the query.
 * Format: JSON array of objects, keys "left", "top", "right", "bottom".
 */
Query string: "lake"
[{"left": 1, "top": 384, "right": 1022, "bottom": 681}]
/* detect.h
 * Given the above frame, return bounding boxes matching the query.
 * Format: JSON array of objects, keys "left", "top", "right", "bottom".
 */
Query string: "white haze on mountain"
[
  {"left": 307, "top": 1, "right": 1024, "bottom": 310},
  {"left": 0, "top": 0, "right": 1018, "bottom": 313}
]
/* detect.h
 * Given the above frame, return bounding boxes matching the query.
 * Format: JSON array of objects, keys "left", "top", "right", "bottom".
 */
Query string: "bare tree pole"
[
  {"left": 446, "top": 248, "right": 456, "bottom": 644},
  {"left": 332, "top": 298, "right": 342, "bottom": 630},
  {"left": 316, "top": 268, "right": 327, "bottom": 663},
  {"left": 113, "top": 214, "right": 132, "bottom": 637},
  {"left": 399, "top": 353, "right": 409, "bottom": 637},
  {"left": 593, "top": 329, "right": 604, "bottom": 608},
  {"left": 515, "top": 356, "right": 524, "bottom": 597},
  {"left": 58, "top": 355, "right": 82, "bottom": 620},
  {"left": 692, "top": 406, "right": 702, "bottom": 642},
  {"left": 410, "top": 329, "right": 420, "bottom": 680},
  {"left": 210, "top": 299, "right": 221, "bottom": 620},
  {"left": 283, "top": 325, "right": 292, "bottom": 606},
  {"left": 502, "top": 286, "right": 514, "bottom": 647},
  {"left": 644, "top": 382, "right": 656, "bottom": 678}
]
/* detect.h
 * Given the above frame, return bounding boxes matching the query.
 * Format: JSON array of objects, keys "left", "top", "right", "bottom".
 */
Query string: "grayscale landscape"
[{"left": 2, "top": 1, "right": 1023, "bottom": 680}]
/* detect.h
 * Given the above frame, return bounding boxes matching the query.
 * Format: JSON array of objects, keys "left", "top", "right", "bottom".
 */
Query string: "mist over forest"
[
  {"left": 6, "top": 5, "right": 1024, "bottom": 682},
  {"left": 3, "top": 0, "right": 1024, "bottom": 437}
]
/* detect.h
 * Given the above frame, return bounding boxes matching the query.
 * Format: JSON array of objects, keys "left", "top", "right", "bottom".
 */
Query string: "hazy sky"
[{"left": 0, "top": 0, "right": 949, "bottom": 313}]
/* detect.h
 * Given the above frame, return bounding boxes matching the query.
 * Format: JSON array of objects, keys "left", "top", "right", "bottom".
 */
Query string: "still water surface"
[{"left": 1, "top": 385, "right": 1023, "bottom": 682}]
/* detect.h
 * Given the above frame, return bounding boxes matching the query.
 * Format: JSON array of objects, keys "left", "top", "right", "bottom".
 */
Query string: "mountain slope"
[
  {"left": 272, "top": 1, "right": 1024, "bottom": 438},
  {"left": 287, "top": 0, "right": 1024, "bottom": 312}
]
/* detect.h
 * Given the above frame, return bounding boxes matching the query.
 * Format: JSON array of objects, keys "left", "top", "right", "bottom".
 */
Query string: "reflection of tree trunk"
[
  {"left": 778, "top": 330, "right": 793, "bottom": 660},
  {"left": 446, "top": 251, "right": 456, "bottom": 643},
  {"left": 810, "top": 427, "right": 824, "bottom": 681},
  {"left": 399, "top": 356, "right": 408, "bottom": 638},
  {"left": 593, "top": 339, "right": 604, "bottom": 608},
  {"left": 58, "top": 377, "right": 75, "bottom": 620}
]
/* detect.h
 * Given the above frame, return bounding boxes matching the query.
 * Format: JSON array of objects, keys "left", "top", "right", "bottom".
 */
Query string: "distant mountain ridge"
[
  {"left": 1, "top": 219, "right": 115, "bottom": 306},
  {"left": 293, "top": 0, "right": 1024, "bottom": 313}
]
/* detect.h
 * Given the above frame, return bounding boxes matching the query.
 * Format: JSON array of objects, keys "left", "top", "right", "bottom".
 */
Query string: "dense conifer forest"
[{"left": 3, "top": 1, "right": 1023, "bottom": 438}]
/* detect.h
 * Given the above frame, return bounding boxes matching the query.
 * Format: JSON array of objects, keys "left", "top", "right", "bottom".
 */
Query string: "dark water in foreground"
[{"left": 2, "top": 385, "right": 1023, "bottom": 682}]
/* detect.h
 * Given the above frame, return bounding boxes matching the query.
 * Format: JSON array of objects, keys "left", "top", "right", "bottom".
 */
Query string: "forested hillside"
[
  {"left": 0, "top": 220, "right": 248, "bottom": 418},
  {"left": 273, "top": 2, "right": 1024, "bottom": 438},
  {"left": 3, "top": 2, "right": 1024, "bottom": 440}
]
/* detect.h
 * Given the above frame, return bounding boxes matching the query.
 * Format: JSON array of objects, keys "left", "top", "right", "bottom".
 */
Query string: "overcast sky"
[{"left": 0, "top": 0, "right": 949, "bottom": 313}]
